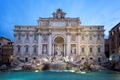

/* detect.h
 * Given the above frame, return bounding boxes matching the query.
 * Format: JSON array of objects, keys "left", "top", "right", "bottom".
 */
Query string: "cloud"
[{"left": 0, "top": 0, "right": 120, "bottom": 41}]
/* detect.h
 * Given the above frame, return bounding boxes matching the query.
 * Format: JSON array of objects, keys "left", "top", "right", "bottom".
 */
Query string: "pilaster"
[
  {"left": 66, "top": 33, "right": 71, "bottom": 56},
  {"left": 77, "top": 33, "right": 81, "bottom": 55},
  {"left": 38, "top": 33, "right": 42, "bottom": 55},
  {"left": 48, "top": 32, "right": 52, "bottom": 56}
]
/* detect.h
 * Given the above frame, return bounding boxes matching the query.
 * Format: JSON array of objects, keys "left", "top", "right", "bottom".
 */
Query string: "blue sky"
[{"left": 0, "top": 0, "right": 120, "bottom": 41}]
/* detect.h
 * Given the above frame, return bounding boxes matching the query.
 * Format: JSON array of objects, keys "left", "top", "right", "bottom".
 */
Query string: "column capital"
[
  {"left": 52, "top": 43, "right": 55, "bottom": 45},
  {"left": 64, "top": 43, "right": 67, "bottom": 45},
  {"left": 38, "top": 32, "right": 42, "bottom": 35},
  {"left": 47, "top": 32, "right": 52, "bottom": 36},
  {"left": 76, "top": 33, "right": 81, "bottom": 35},
  {"left": 66, "top": 32, "right": 71, "bottom": 35}
]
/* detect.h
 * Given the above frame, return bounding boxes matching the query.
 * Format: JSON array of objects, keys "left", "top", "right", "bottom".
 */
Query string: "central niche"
[{"left": 54, "top": 36, "right": 64, "bottom": 56}]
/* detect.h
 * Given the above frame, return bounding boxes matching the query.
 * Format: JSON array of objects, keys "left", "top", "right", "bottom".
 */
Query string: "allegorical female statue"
[{"left": 55, "top": 45, "right": 62, "bottom": 56}]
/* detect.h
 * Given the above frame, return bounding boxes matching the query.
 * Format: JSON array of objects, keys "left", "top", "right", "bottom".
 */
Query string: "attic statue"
[{"left": 52, "top": 8, "right": 66, "bottom": 19}]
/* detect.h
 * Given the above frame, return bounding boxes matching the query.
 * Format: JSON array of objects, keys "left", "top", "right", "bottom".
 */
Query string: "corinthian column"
[
  {"left": 48, "top": 33, "right": 52, "bottom": 56},
  {"left": 77, "top": 33, "right": 80, "bottom": 55},
  {"left": 52, "top": 44, "right": 54, "bottom": 56},
  {"left": 66, "top": 33, "right": 70, "bottom": 56},
  {"left": 38, "top": 33, "right": 42, "bottom": 55}
]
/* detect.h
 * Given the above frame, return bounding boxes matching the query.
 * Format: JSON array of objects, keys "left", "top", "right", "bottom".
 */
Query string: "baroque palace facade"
[{"left": 14, "top": 9, "right": 105, "bottom": 62}]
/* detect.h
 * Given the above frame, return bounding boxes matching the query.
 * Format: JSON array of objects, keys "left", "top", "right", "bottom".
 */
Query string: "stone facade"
[
  {"left": 109, "top": 22, "right": 120, "bottom": 60},
  {"left": 14, "top": 9, "right": 105, "bottom": 62},
  {"left": 0, "top": 37, "right": 13, "bottom": 64},
  {"left": 1, "top": 42, "right": 13, "bottom": 64}
]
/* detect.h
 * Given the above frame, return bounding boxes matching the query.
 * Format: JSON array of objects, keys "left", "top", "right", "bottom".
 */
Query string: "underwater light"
[
  {"left": 76, "top": 71, "right": 86, "bottom": 74},
  {"left": 35, "top": 70, "right": 39, "bottom": 72},
  {"left": 80, "top": 71, "right": 86, "bottom": 74},
  {"left": 69, "top": 70, "right": 75, "bottom": 72}
]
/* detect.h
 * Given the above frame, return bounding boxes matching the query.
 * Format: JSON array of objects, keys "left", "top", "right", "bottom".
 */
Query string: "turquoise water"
[{"left": 0, "top": 70, "right": 120, "bottom": 80}]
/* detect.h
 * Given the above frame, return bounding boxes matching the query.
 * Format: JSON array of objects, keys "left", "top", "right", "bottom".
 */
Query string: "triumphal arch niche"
[{"left": 54, "top": 36, "right": 64, "bottom": 56}]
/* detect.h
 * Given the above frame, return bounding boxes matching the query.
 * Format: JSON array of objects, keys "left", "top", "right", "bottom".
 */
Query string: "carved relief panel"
[
  {"left": 71, "top": 35, "right": 76, "bottom": 42},
  {"left": 50, "top": 21, "right": 67, "bottom": 27},
  {"left": 42, "top": 34, "right": 48, "bottom": 42}
]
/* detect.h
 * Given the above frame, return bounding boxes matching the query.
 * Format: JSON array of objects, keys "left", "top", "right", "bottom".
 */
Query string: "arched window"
[
  {"left": 81, "top": 47, "right": 84, "bottom": 53},
  {"left": 98, "top": 48, "right": 101, "bottom": 53},
  {"left": 98, "top": 57, "right": 101, "bottom": 62},
  {"left": 17, "top": 46, "right": 21, "bottom": 52},
  {"left": 25, "top": 46, "right": 29, "bottom": 53},
  {"left": 90, "top": 47, "right": 92, "bottom": 53},
  {"left": 33, "top": 47, "right": 37, "bottom": 53}
]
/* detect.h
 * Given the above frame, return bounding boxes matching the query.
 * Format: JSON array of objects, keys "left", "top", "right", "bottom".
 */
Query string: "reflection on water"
[{"left": 0, "top": 70, "right": 120, "bottom": 80}]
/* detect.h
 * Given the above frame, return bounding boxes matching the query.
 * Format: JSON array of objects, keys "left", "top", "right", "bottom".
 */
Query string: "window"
[
  {"left": 98, "top": 27, "right": 100, "bottom": 30},
  {"left": 98, "top": 57, "right": 101, "bottom": 62},
  {"left": 26, "top": 47, "right": 29, "bottom": 52},
  {"left": 112, "top": 38, "right": 114, "bottom": 42},
  {"left": 119, "top": 34, "right": 120, "bottom": 38},
  {"left": 34, "top": 33, "right": 37, "bottom": 40},
  {"left": 98, "top": 48, "right": 101, "bottom": 53},
  {"left": 90, "top": 27, "right": 92, "bottom": 29},
  {"left": 18, "top": 46, "right": 21, "bottom": 52},
  {"left": 112, "top": 51, "right": 115, "bottom": 54},
  {"left": 25, "top": 57, "right": 28, "bottom": 62},
  {"left": 89, "top": 35, "right": 92, "bottom": 40},
  {"left": 82, "top": 35, "right": 84, "bottom": 40},
  {"left": 34, "top": 47, "right": 37, "bottom": 53},
  {"left": 26, "top": 33, "right": 29, "bottom": 39},
  {"left": 118, "top": 41, "right": 120, "bottom": 46},
  {"left": 112, "top": 31, "right": 114, "bottom": 35},
  {"left": 82, "top": 48, "right": 84, "bottom": 53},
  {"left": 98, "top": 34, "right": 100, "bottom": 40},
  {"left": 18, "top": 33, "right": 21, "bottom": 39},
  {"left": 117, "top": 28, "right": 119, "bottom": 32},
  {"left": 90, "top": 48, "right": 92, "bottom": 53},
  {"left": 17, "top": 57, "right": 20, "bottom": 60},
  {"left": 119, "top": 27, "right": 120, "bottom": 31},
  {"left": 33, "top": 57, "right": 36, "bottom": 60}
]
